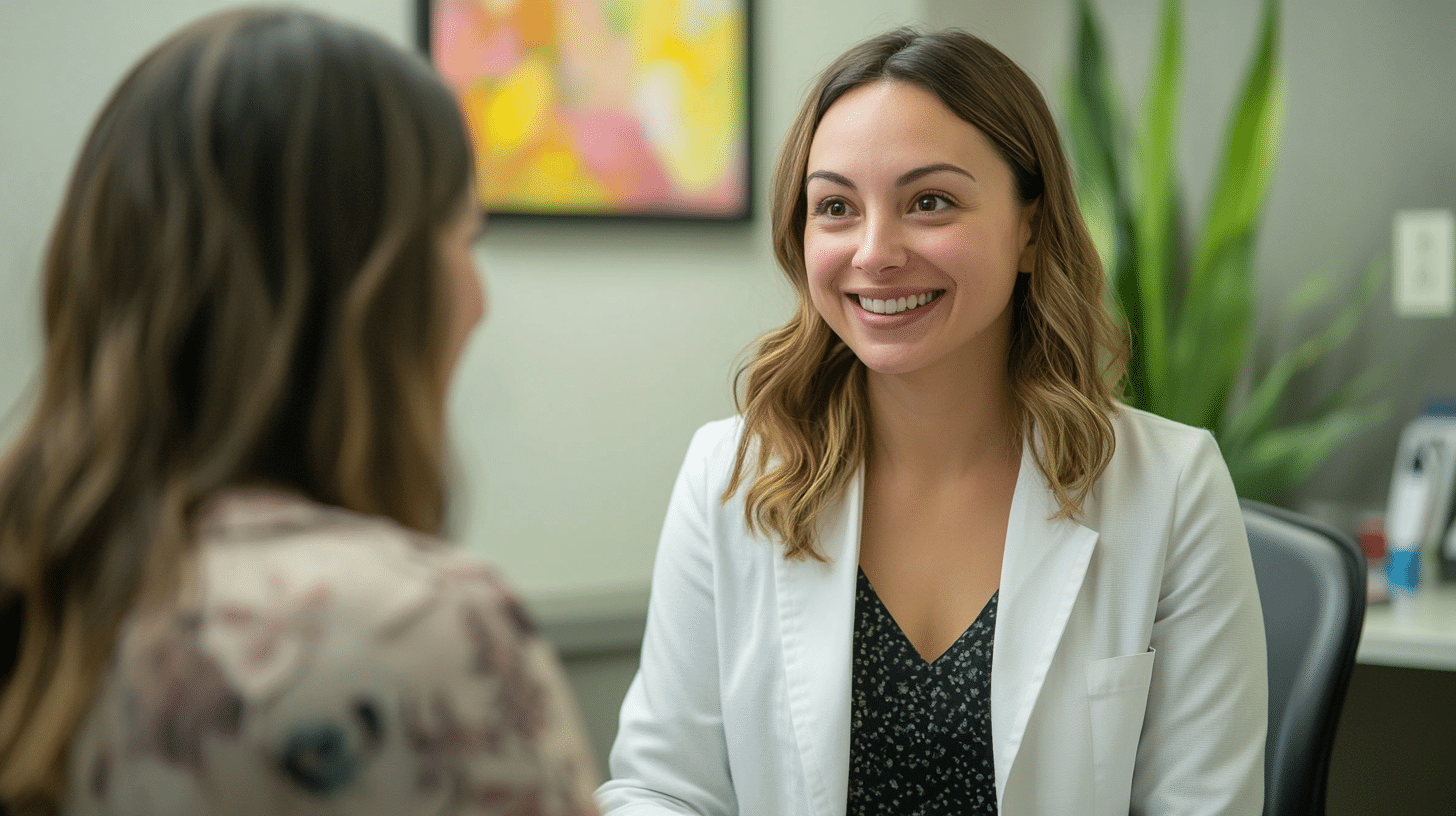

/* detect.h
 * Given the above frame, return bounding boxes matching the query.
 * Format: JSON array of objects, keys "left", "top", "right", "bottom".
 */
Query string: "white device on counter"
[
  {"left": 1386, "top": 440, "right": 1440, "bottom": 601},
  {"left": 1384, "top": 412, "right": 1456, "bottom": 599}
]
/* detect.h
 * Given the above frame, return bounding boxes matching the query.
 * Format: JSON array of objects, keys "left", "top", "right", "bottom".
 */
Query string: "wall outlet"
[{"left": 1393, "top": 209, "right": 1456, "bottom": 317}]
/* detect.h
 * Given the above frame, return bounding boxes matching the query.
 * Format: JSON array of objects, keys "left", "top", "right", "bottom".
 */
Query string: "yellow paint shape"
[
  {"left": 486, "top": 57, "right": 554, "bottom": 154},
  {"left": 537, "top": 149, "right": 578, "bottom": 182},
  {"left": 499, "top": 147, "right": 610, "bottom": 210},
  {"left": 633, "top": 0, "right": 681, "bottom": 51},
  {"left": 638, "top": 14, "right": 744, "bottom": 194}
]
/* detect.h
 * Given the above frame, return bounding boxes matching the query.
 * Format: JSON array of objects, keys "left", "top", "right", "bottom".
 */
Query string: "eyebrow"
[{"left": 804, "top": 163, "right": 977, "bottom": 189}]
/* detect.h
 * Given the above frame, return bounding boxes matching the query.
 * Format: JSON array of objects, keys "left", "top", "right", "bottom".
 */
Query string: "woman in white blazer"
[{"left": 598, "top": 27, "right": 1266, "bottom": 816}]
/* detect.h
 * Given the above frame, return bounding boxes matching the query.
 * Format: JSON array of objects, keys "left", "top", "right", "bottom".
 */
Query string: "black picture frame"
[{"left": 417, "top": 0, "right": 754, "bottom": 222}]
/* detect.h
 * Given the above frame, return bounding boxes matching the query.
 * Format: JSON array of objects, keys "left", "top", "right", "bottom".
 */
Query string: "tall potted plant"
[{"left": 1064, "top": 0, "right": 1385, "bottom": 500}]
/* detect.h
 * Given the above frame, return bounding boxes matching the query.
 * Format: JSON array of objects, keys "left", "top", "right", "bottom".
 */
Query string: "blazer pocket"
[{"left": 1085, "top": 648, "right": 1156, "bottom": 816}]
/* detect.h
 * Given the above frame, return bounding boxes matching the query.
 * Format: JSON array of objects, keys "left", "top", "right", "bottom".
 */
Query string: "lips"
[{"left": 851, "top": 289, "right": 945, "bottom": 315}]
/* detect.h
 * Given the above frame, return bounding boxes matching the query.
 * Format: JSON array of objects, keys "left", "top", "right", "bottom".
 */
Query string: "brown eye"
[
  {"left": 915, "top": 194, "right": 945, "bottom": 212},
  {"left": 827, "top": 201, "right": 847, "bottom": 216}
]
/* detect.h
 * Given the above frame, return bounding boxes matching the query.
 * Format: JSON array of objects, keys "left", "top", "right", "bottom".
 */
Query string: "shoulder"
[
  {"left": 682, "top": 416, "right": 745, "bottom": 468},
  {"left": 671, "top": 416, "right": 748, "bottom": 496},
  {"left": 1087, "top": 404, "right": 1237, "bottom": 526},
  {"left": 191, "top": 491, "right": 539, "bottom": 691},
  {"left": 1104, "top": 403, "right": 1225, "bottom": 482}
]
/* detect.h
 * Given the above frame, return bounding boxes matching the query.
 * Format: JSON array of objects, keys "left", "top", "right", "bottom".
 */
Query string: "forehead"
[{"left": 806, "top": 80, "right": 1003, "bottom": 179}]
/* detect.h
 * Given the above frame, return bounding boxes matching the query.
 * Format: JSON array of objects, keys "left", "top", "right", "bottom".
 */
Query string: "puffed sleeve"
[
  {"left": 1133, "top": 430, "right": 1267, "bottom": 814},
  {"left": 595, "top": 424, "right": 737, "bottom": 815}
]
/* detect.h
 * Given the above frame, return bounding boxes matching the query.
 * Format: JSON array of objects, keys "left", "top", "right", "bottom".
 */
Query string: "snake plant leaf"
[
  {"left": 1168, "top": 0, "right": 1281, "bottom": 428},
  {"left": 1066, "top": 0, "right": 1146, "bottom": 405},
  {"left": 1172, "top": 0, "right": 1282, "bottom": 427},
  {"left": 1129, "top": 0, "right": 1183, "bottom": 417},
  {"left": 1194, "top": 0, "right": 1283, "bottom": 289},
  {"left": 1220, "top": 256, "right": 1385, "bottom": 454},
  {"left": 1168, "top": 230, "right": 1256, "bottom": 428},
  {"left": 1226, "top": 402, "right": 1388, "bottom": 501}
]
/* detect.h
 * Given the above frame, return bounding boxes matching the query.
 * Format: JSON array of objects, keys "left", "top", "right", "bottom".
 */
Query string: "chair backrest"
[{"left": 1241, "top": 499, "right": 1366, "bottom": 816}]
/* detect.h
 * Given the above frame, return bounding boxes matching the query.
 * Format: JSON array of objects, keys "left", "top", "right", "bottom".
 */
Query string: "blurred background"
[{"left": 2, "top": 1, "right": 1453, "bottom": 812}]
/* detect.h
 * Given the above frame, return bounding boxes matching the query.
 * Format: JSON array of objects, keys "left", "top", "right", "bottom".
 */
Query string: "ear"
[{"left": 1016, "top": 199, "right": 1039, "bottom": 274}]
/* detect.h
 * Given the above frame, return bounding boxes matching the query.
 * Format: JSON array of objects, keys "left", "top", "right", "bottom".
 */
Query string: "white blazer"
[{"left": 597, "top": 406, "right": 1266, "bottom": 816}]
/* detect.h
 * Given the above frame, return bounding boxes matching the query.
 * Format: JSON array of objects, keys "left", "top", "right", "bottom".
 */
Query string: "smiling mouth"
[{"left": 853, "top": 290, "right": 945, "bottom": 315}]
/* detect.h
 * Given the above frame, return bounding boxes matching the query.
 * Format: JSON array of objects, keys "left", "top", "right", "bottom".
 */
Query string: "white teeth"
[{"left": 857, "top": 291, "right": 940, "bottom": 315}]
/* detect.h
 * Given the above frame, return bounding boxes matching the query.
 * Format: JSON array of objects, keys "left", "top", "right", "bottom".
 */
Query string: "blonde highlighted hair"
[
  {"left": 727, "top": 28, "right": 1126, "bottom": 560},
  {"left": 0, "top": 8, "right": 473, "bottom": 811}
]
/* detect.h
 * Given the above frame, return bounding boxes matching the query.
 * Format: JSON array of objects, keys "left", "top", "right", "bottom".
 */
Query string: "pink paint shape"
[
  {"left": 473, "top": 23, "right": 526, "bottom": 76},
  {"left": 434, "top": 4, "right": 524, "bottom": 89},
  {"left": 567, "top": 110, "right": 675, "bottom": 207}
]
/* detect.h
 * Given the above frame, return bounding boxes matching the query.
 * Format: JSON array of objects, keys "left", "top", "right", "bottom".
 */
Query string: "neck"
[{"left": 865, "top": 359, "right": 1019, "bottom": 481}]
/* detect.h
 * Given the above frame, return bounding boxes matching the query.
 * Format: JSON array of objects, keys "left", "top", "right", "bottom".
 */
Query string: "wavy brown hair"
[
  {"left": 727, "top": 28, "right": 1126, "bottom": 560},
  {"left": 0, "top": 8, "right": 473, "bottom": 810}
]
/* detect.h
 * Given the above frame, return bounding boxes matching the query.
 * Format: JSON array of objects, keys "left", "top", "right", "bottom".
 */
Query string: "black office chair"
[{"left": 1241, "top": 499, "right": 1366, "bottom": 816}]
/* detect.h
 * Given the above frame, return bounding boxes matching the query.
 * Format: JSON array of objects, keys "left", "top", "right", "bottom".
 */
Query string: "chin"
[{"left": 847, "top": 349, "right": 930, "bottom": 378}]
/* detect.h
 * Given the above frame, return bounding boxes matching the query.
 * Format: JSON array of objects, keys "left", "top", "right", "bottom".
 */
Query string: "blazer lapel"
[
  {"left": 774, "top": 466, "right": 862, "bottom": 816},
  {"left": 992, "top": 442, "right": 1099, "bottom": 804}
]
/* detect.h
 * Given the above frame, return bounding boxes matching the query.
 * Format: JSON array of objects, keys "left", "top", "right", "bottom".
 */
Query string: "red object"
[{"left": 1357, "top": 516, "right": 1387, "bottom": 561}]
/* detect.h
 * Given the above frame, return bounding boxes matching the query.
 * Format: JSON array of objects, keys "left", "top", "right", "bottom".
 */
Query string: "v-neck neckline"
[{"left": 856, "top": 567, "right": 998, "bottom": 667}]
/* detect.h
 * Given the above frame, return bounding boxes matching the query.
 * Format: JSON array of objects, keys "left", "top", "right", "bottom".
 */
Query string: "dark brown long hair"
[
  {"left": 728, "top": 28, "right": 1126, "bottom": 559},
  {"left": 0, "top": 8, "right": 473, "bottom": 809}
]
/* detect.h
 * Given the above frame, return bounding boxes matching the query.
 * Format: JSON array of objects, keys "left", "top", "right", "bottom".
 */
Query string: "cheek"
[
  {"left": 462, "top": 262, "right": 485, "bottom": 324},
  {"left": 930, "top": 224, "right": 1020, "bottom": 285},
  {"left": 447, "top": 249, "right": 484, "bottom": 342},
  {"left": 803, "top": 242, "right": 843, "bottom": 317}
]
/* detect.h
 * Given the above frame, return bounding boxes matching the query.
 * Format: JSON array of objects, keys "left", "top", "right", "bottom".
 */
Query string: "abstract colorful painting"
[{"left": 421, "top": 0, "right": 751, "bottom": 219}]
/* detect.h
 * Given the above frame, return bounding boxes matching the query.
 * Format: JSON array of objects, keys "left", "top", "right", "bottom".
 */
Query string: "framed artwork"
[{"left": 419, "top": 0, "right": 752, "bottom": 221}]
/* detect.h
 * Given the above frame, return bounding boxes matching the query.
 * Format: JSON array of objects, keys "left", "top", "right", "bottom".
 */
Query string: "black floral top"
[
  {"left": 64, "top": 490, "right": 600, "bottom": 816},
  {"left": 847, "top": 568, "right": 998, "bottom": 815}
]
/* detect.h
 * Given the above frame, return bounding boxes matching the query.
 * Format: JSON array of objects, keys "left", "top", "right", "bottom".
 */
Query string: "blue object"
[
  {"left": 1421, "top": 398, "right": 1456, "bottom": 417},
  {"left": 1386, "top": 548, "right": 1422, "bottom": 591}
]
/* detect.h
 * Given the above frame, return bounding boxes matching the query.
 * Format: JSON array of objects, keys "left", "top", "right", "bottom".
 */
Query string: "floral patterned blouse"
[{"left": 63, "top": 490, "right": 601, "bottom": 816}]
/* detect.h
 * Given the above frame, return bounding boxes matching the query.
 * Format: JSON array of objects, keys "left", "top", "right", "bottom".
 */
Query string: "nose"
[{"left": 852, "top": 213, "right": 907, "bottom": 276}]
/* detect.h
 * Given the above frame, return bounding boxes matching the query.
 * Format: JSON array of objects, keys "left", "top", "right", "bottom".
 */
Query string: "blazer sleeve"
[
  {"left": 1132, "top": 430, "right": 1268, "bottom": 815},
  {"left": 595, "top": 426, "right": 738, "bottom": 816}
]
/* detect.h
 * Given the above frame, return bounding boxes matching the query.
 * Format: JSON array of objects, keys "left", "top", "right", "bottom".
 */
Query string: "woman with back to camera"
[
  {"left": 598, "top": 27, "right": 1266, "bottom": 816},
  {"left": 0, "top": 8, "right": 599, "bottom": 815}
]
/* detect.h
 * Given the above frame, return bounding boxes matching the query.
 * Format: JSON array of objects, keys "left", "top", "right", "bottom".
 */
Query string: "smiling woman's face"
[{"left": 802, "top": 80, "right": 1035, "bottom": 381}]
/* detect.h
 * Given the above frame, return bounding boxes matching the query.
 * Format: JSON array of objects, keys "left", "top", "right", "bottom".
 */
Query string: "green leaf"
[
  {"left": 1220, "top": 255, "right": 1385, "bottom": 452},
  {"left": 1128, "top": 0, "right": 1183, "bottom": 416},
  {"left": 1225, "top": 402, "right": 1390, "bottom": 501},
  {"left": 1065, "top": 0, "right": 1147, "bottom": 406},
  {"left": 1166, "top": 231, "right": 1255, "bottom": 428},
  {"left": 1165, "top": 0, "right": 1281, "bottom": 429},
  {"left": 1288, "top": 255, "right": 1385, "bottom": 369},
  {"left": 1194, "top": 0, "right": 1282, "bottom": 287}
]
